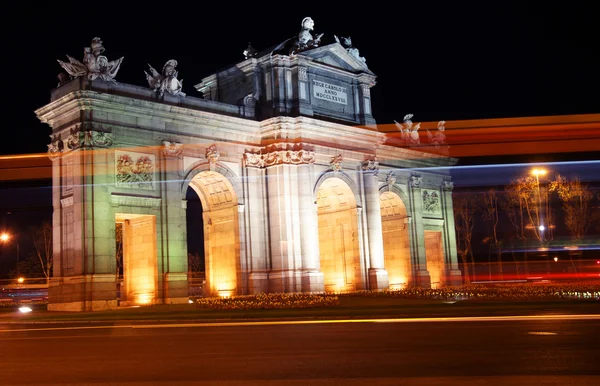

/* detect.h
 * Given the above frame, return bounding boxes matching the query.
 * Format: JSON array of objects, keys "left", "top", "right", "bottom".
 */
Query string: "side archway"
[
  {"left": 184, "top": 166, "right": 240, "bottom": 297},
  {"left": 316, "top": 176, "right": 361, "bottom": 292},
  {"left": 380, "top": 191, "right": 411, "bottom": 288}
]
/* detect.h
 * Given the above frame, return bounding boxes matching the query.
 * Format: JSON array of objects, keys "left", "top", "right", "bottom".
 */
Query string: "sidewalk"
[{"left": 1, "top": 297, "right": 599, "bottom": 325}]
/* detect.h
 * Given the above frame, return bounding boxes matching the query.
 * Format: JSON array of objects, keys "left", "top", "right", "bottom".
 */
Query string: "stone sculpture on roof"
[
  {"left": 290, "top": 17, "right": 324, "bottom": 55},
  {"left": 394, "top": 114, "right": 421, "bottom": 146},
  {"left": 57, "top": 37, "right": 124, "bottom": 83},
  {"left": 243, "top": 42, "right": 258, "bottom": 59},
  {"left": 145, "top": 59, "right": 185, "bottom": 97},
  {"left": 427, "top": 120, "right": 447, "bottom": 147},
  {"left": 335, "top": 35, "right": 366, "bottom": 64}
]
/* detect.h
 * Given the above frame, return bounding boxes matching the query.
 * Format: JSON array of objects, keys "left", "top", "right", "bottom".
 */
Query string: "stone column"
[
  {"left": 408, "top": 174, "right": 431, "bottom": 288},
  {"left": 298, "top": 162, "right": 324, "bottom": 293},
  {"left": 441, "top": 180, "right": 463, "bottom": 285},
  {"left": 243, "top": 155, "right": 269, "bottom": 294},
  {"left": 161, "top": 141, "right": 188, "bottom": 304},
  {"left": 362, "top": 161, "right": 389, "bottom": 290},
  {"left": 237, "top": 203, "right": 249, "bottom": 294}
]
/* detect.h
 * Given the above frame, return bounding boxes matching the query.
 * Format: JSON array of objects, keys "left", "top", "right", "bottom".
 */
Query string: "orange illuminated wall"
[
  {"left": 424, "top": 230, "right": 445, "bottom": 288},
  {"left": 120, "top": 215, "right": 158, "bottom": 305}
]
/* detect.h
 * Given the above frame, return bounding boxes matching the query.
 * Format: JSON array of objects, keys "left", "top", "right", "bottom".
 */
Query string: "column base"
[
  {"left": 268, "top": 270, "right": 302, "bottom": 293},
  {"left": 415, "top": 270, "right": 432, "bottom": 288},
  {"left": 447, "top": 269, "right": 463, "bottom": 286},
  {"left": 48, "top": 274, "right": 118, "bottom": 312},
  {"left": 249, "top": 272, "right": 269, "bottom": 294},
  {"left": 164, "top": 272, "right": 188, "bottom": 301},
  {"left": 368, "top": 268, "right": 389, "bottom": 290},
  {"left": 301, "top": 271, "right": 324, "bottom": 293}
]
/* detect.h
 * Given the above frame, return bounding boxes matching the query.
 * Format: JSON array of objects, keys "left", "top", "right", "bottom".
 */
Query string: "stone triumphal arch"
[{"left": 37, "top": 19, "right": 461, "bottom": 311}]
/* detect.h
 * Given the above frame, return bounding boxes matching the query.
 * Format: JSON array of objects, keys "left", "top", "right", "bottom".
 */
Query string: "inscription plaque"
[{"left": 312, "top": 80, "right": 347, "bottom": 105}]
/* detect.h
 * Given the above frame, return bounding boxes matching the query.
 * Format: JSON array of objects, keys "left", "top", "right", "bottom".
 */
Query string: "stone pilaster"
[
  {"left": 408, "top": 174, "right": 431, "bottom": 288},
  {"left": 243, "top": 164, "right": 269, "bottom": 294},
  {"left": 161, "top": 141, "right": 188, "bottom": 304},
  {"left": 441, "top": 180, "right": 462, "bottom": 285},
  {"left": 362, "top": 161, "right": 389, "bottom": 290}
]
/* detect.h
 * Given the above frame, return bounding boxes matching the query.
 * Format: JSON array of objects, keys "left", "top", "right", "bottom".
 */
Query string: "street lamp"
[
  {"left": 531, "top": 168, "right": 547, "bottom": 240},
  {"left": 0, "top": 232, "right": 20, "bottom": 279}
]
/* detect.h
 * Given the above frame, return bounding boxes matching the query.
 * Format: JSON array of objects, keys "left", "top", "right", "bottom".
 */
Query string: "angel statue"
[
  {"left": 334, "top": 35, "right": 366, "bottom": 63},
  {"left": 57, "top": 37, "right": 124, "bottom": 83},
  {"left": 409, "top": 123, "right": 421, "bottom": 145},
  {"left": 393, "top": 114, "right": 414, "bottom": 144},
  {"left": 290, "top": 17, "right": 324, "bottom": 55},
  {"left": 427, "top": 120, "right": 447, "bottom": 148},
  {"left": 145, "top": 59, "right": 185, "bottom": 98}
]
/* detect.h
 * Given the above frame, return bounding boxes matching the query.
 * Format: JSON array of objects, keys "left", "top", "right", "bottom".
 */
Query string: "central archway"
[
  {"left": 187, "top": 170, "right": 239, "bottom": 297},
  {"left": 380, "top": 191, "right": 411, "bottom": 288},
  {"left": 316, "top": 177, "right": 360, "bottom": 292}
]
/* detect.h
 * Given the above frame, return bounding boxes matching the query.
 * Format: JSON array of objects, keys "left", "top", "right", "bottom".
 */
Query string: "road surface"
[{"left": 1, "top": 315, "right": 599, "bottom": 385}]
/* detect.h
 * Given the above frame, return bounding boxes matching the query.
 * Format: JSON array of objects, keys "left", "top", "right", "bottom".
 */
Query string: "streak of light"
[{"left": 1, "top": 314, "right": 600, "bottom": 334}]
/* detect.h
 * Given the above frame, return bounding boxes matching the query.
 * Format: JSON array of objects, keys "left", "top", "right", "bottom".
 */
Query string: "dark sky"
[
  {"left": 0, "top": 3, "right": 598, "bottom": 275},
  {"left": 1, "top": 2, "right": 597, "bottom": 156}
]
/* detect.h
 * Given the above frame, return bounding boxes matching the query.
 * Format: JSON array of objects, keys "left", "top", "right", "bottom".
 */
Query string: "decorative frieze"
[
  {"left": 244, "top": 144, "right": 315, "bottom": 168},
  {"left": 361, "top": 158, "right": 379, "bottom": 175},
  {"left": 47, "top": 134, "right": 63, "bottom": 158},
  {"left": 115, "top": 151, "right": 155, "bottom": 190},
  {"left": 162, "top": 141, "right": 183, "bottom": 157},
  {"left": 298, "top": 67, "right": 308, "bottom": 81},
  {"left": 422, "top": 189, "right": 442, "bottom": 215},
  {"left": 362, "top": 84, "right": 371, "bottom": 97},
  {"left": 65, "top": 128, "right": 113, "bottom": 150}
]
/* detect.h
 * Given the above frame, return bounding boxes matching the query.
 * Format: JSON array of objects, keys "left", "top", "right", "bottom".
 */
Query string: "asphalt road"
[{"left": 1, "top": 316, "right": 599, "bottom": 385}]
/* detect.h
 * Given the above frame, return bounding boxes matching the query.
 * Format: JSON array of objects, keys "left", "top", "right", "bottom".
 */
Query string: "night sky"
[
  {"left": 0, "top": 3, "right": 597, "bottom": 274},
  {"left": 1, "top": 2, "right": 597, "bottom": 156}
]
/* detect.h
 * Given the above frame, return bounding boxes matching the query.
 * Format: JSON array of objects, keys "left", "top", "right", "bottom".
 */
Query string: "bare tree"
[
  {"left": 482, "top": 189, "right": 503, "bottom": 280},
  {"left": 115, "top": 223, "right": 123, "bottom": 278},
  {"left": 549, "top": 175, "right": 600, "bottom": 273},
  {"left": 188, "top": 252, "right": 203, "bottom": 279},
  {"left": 32, "top": 221, "right": 53, "bottom": 285},
  {"left": 453, "top": 192, "right": 477, "bottom": 284}
]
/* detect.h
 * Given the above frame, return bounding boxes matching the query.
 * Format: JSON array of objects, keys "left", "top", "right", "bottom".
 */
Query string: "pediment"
[{"left": 301, "top": 43, "right": 375, "bottom": 76}]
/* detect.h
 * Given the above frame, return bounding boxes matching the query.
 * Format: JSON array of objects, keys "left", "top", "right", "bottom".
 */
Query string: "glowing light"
[
  {"left": 218, "top": 290, "right": 234, "bottom": 298},
  {"left": 553, "top": 257, "right": 558, "bottom": 262},
  {"left": 17, "top": 277, "right": 24, "bottom": 283},
  {"left": 188, "top": 299, "right": 194, "bottom": 304},
  {"left": 0, "top": 233, "right": 9, "bottom": 242},
  {"left": 389, "top": 283, "right": 406, "bottom": 290},
  {"left": 531, "top": 168, "right": 547, "bottom": 176},
  {"left": 18, "top": 307, "right": 33, "bottom": 313},
  {"left": 136, "top": 293, "right": 153, "bottom": 305},
  {"left": 539, "top": 225, "right": 545, "bottom": 231}
]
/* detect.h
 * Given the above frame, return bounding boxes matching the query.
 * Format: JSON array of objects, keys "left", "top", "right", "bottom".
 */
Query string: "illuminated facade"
[{"left": 36, "top": 27, "right": 461, "bottom": 311}]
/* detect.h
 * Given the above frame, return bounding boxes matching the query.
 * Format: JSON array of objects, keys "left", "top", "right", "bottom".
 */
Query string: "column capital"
[
  {"left": 361, "top": 158, "right": 379, "bottom": 176},
  {"left": 409, "top": 174, "right": 422, "bottom": 188},
  {"left": 162, "top": 141, "right": 183, "bottom": 158},
  {"left": 442, "top": 180, "right": 454, "bottom": 191}
]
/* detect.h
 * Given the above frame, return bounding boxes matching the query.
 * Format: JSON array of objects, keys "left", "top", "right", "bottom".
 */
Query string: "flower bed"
[
  {"left": 196, "top": 292, "right": 340, "bottom": 310},
  {"left": 344, "top": 282, "right": 600, "bottom": 301}
]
